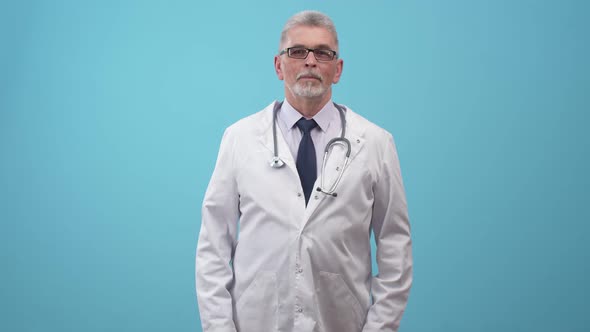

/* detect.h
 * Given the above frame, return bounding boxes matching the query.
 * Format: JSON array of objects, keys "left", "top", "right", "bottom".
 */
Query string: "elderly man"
[{"left": 196, "top": 10, "right": 412, "bottom": 332}]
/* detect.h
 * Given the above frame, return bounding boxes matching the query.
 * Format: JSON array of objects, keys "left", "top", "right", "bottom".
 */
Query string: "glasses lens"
[
  {"left": 288, "top": 48, "right": 309, "bottom": 59},
  {"left": 314, "top": 49, "right": 334, "bottom": 61}
]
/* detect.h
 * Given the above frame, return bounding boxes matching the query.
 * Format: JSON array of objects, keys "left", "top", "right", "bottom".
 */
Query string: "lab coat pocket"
[
  {"left": 234, "top": 271, "right": 278, "bottom": 332},
  {"left": 317, "top": 271, "right": 364, "bottom": 332}
]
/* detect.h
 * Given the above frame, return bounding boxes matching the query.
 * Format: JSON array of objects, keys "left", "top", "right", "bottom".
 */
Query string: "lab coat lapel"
[{"left": 343, "top": 111, "right": 367, "bottom": 164}]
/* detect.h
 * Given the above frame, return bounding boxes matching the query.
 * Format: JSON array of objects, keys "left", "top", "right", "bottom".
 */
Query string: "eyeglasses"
[{"left": 279, "top": 47, "right": 338, "bottom": 62}]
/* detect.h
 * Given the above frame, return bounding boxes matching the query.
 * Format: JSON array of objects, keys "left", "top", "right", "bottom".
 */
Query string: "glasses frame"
[{"left": 279, "top": 47, "right": 338, "bottom": 62}]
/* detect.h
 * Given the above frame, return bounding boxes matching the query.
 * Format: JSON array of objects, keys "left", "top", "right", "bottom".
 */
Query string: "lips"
[{"left": 297, "top": 72, "right": 322, "bottom": 82}]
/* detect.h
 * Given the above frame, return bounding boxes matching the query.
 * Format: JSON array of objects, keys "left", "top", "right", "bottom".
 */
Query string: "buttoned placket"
[{"left": 293, "top": 251, "right": 304, "bottom": 324}]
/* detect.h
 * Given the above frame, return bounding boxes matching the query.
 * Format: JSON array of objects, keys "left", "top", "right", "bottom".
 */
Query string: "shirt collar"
[{"left": 280, "top": 99, "right": 338, "bottom": 133}]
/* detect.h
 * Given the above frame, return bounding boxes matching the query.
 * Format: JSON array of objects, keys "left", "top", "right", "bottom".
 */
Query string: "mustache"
[{"left": 296, "top": 71, "right": 323, "bottom": 82}]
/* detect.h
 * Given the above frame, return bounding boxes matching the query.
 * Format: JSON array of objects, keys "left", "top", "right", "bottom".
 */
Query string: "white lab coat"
[{"left": 196, "top": 102, "right": 412, "bottom": 332}]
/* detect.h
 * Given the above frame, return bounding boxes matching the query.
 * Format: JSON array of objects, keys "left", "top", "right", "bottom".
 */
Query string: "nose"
[{"left": 304, "top": 51, "right": 318, "bottom": 67}]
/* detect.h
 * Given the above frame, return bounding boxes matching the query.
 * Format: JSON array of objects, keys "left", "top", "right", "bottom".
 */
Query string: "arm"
[
  {"left": 363, "top": 133, "right": 413, "bottom": 332},
  {"left": 196, "top": 128, "right": 240, "bottom": 332}
]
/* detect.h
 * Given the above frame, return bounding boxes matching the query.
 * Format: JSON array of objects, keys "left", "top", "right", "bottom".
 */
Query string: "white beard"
[{"left": 290, "top": 80, "right": 327, "bottom": 98}]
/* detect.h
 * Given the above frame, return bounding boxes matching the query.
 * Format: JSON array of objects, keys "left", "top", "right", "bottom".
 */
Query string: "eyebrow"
[{"left": 290, "top": 43, "right": 334, "bottom": 50}]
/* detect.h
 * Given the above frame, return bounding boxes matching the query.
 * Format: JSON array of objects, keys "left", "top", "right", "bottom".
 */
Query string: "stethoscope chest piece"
[{"left": 269, "top": 156, "right": 285, "bottom": 168}]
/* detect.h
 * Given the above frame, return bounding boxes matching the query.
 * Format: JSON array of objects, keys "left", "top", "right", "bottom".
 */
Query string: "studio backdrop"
[{"left": 1, "top": 1, "right": 588, "bottom": 331}]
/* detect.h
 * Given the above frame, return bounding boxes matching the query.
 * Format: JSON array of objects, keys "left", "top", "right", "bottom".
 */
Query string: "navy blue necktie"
[{"left": 295, "top": 118, "right": 318, "bottom": 205}]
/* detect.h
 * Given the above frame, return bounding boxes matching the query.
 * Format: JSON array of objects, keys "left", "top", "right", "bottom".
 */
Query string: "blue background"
[{"left": 1, "top": 0, "right": 588, "bottom": 331}]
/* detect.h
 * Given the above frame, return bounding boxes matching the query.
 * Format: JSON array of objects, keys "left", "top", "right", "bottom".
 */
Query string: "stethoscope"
[{"left": 269, "top": 101, "right": 351, "bottom": 197}]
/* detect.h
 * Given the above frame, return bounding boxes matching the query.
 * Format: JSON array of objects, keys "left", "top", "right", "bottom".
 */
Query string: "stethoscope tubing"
[{"left": 269, "top": 101, "right": 351, "bottom": 196}]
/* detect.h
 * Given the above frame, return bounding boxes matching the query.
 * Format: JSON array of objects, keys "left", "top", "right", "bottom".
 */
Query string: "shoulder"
[
  {"left": 342, "top": 106, "right": 403, "bottom": 178},
  {"left": 343, "top": 105, "right": 395, "bottom": 145},
  {"left": 215, "top": 102, "right": 274, "bottom": 146},
  {"left": 223, "top": 102, "right": 274, "bottom": 138}
]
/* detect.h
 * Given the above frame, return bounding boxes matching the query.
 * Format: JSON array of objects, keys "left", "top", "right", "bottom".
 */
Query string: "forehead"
[{"left": 284, "top": 25, "right": 337, "bottom": 49}]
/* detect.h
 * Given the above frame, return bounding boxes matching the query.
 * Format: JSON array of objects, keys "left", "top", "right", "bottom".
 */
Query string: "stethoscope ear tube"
[{"left": 324, "top": 137, "right": 351, "bottom": 157}]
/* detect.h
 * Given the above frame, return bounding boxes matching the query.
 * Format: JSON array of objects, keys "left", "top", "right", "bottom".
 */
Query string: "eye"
[
  {"left": 315, "top": 49, "right": 335, "bottom": 60},
  {"left": 289, "top": 48, "right": 308, "bottom": 58}
]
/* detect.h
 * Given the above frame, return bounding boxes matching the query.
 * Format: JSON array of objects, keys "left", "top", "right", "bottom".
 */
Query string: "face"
[{"left": 274, "top": 25, "right": 343, "bottom": 102}]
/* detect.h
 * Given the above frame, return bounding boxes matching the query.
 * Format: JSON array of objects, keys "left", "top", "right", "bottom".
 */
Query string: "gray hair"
[{"left": 279, "top": 10, "right": 339, "bottom": 50}]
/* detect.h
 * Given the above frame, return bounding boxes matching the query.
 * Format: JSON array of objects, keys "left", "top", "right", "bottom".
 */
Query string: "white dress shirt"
[{"left": 276, "top": 99, "right": 342, "bottom": 174}]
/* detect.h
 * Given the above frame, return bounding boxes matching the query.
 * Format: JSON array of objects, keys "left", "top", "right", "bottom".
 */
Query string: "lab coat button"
[
  {"left": 314, "top": 195, "right": 319, "bottom": 200},
  {"left": 297, "top": 192, "right": 302, "bottom": 197},
  {"left": 296, "top": 307, "right": 303, "bottom": 313}
]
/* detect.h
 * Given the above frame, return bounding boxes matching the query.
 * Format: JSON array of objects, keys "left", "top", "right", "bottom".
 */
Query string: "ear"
[
  {"left": 332, "top": 58, "right": 344, "bottom": 84},
  {"left": 274, "top": 55, "right": 284, "bottom": 80}
]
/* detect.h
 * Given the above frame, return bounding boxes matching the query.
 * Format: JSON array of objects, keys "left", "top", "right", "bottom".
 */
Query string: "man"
[{"left": 196, "top": 10, "right": 412, "bottom": 332}]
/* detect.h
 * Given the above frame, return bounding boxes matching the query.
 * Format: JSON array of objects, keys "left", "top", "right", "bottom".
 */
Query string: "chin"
[{"left": 291, "top": 84, "right": 327, "bottom": 99}]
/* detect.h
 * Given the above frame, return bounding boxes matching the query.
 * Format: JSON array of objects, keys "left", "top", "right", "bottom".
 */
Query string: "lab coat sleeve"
[
  {"left": 363, "top": 133, "right": 413, "bottom": 332},
  {"left": 196, "top": 127, "right": 240, "bottom": 332}
]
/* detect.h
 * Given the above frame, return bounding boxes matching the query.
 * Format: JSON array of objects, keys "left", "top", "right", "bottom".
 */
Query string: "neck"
[{"left": 285, "top": 93, "right": 331, "bottom": 118}]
